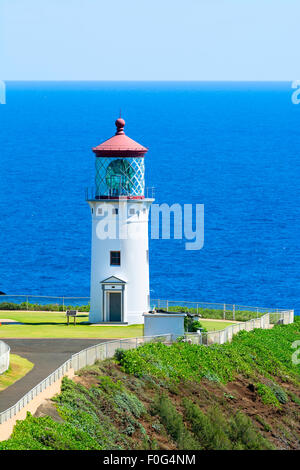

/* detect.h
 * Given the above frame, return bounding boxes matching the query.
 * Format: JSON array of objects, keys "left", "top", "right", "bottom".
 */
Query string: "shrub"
[
  {"left": 256, "top": 383, "right": 281, "bottom": 408},
  {"left": 255, "top": 414, "right": 272, "bottom": 432},
  {"left": 114, "top": 348, "right": 126, "bottom": 362},
  {"left": 183, "top": 399, "right": 231, "bottom": 450},
  {"left": 268, "top": 382, "right": 288, "bottom": 404},
  {"left": 190, "top": 320, "right": 206, "bottom": 333},
  {"left": 183, "top": 399, "right": 274, "bottom": 450},
  {"left": 228, "top": 411, "right": 274, "bottom": 450},
  {"left": 288, "top": 391, "right": 300, "bottom": 406},
  {"left": 152, "top": 394, "right": 200, "bottom": 450}
]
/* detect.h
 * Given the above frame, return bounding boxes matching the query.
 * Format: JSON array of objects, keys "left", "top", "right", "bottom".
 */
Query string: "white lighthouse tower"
[{"left": 87, "top": 117, "right": 154, "bottom": 324}]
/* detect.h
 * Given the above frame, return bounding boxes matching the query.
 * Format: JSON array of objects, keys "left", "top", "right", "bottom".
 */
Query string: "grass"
[
  {"left": 199, "top": 320, "right": 234, "bottom": 331},
  {"left": 0, "top": 311, "right": 233, "bottom": 338},
  {"left": 1, "top": 321, "right": 300, "bottom": 450},
  {"left": 0, "top": 354, "right": 34, "bottom": 391},
  {"left": 119, "top": 320, "right": 300, "bottom": 384}
]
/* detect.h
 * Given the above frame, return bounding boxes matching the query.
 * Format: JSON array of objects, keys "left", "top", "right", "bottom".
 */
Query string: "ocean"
[{"left": 0, "top": 82, "right": 299, "bottom": 312}]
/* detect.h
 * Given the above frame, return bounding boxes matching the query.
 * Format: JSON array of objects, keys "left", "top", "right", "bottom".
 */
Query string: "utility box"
[{"left": 143, "top": 313, "right": 186, "bottom": 337}]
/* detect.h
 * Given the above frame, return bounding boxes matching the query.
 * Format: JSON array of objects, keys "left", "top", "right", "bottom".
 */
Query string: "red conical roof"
[{"left": 92, "top": 118, "right": 148, "bottom": 157}]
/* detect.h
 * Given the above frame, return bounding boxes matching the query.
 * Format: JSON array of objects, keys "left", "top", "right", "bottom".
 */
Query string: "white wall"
[
  {"left": 88, "top": 199, "right": 154, "bottom": 324},
  {"left": 143, "top": 313, "right": 186, "bottom": 337},
  {"left": 0, "top": 341, "right": 10, "bottom": 375}
]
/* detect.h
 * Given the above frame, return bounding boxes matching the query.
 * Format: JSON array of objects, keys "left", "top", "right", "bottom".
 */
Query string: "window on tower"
[
  {"left": 110, "top": 251, "right": 121, "bottom": 266},
  {"left": 112, "top": 207, "right": 119, "bottom": 215}
]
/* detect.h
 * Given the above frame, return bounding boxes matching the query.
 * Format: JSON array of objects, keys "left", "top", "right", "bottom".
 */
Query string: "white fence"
[
  {"left": 184, "top": 310, "right": 294, "bottom": 346},
  {"left": 0, "top": 341, "right": 10, "bottom": 375},
  {"left": 0, "top": 334, "right": 172, "bottom": 426}
]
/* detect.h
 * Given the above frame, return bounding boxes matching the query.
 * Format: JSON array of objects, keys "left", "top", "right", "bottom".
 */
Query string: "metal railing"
[
  {"left": 0, "top": 341, "right": 10, "bottom": 375},
  {"left": 85, "top": 186, "right": 155, "bottom": 200},
  {"left": 183, "top": 310, "right": 294, "bottom": 346},
  {"left": 0, "top": 295, "right": 292, "bottom": 319},
  {"left": 151, "top": 299, "right": 291, "bottom": 321},
  {"left": 0, "top": 295, "right": 90, "bottom": 311},
  {"left": 0, "top": 334, "right": 172, "bottom": 426}
]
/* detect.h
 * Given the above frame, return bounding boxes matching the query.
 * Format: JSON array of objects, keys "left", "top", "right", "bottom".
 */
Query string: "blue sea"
[{"left": 0, "top": 82, "right": 299, "bottom": 313}]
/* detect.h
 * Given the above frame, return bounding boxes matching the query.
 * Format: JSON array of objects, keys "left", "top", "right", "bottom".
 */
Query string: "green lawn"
[
  {"left": 200, "top": 320, "right": 234, "bottom": 331},
  {"left": 0, "top": 311, "right": 234, "bottom": 339},
  {"left": 0, "top": 354, "right": 34, "bottom": 391}
]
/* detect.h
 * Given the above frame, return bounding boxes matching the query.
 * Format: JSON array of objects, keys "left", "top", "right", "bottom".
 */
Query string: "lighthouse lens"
[{"left": 105, "top": 159, "right": 134, "bottom": 195}]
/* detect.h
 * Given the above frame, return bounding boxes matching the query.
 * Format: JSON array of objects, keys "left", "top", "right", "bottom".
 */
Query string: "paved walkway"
[{"left": 0, "top": 338, "right": 110, "bottom": 412}]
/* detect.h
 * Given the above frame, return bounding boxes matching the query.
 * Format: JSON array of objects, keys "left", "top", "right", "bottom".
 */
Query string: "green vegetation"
[
  {"left": 0, "top": 301, "right": 89, "bottom": 312},
  {"left": 119, "top": 320, "right": 300, "bottom": 384},
  {"left": 0, "top": 354, "right": 34, "bottom": 391},
  {"left": 0, "top": 300, "right": 270, "bottom": 321},
  {"left": 0, "top": 311, "right": 232, "bottom": 338},
  {"left": 184, "top": 317, "right": 207, "bottom": 333},
  {"left": 169, "top": 305, "right": 266, "bottom": 321},
  {"left": 151, "top": 394, "right": 200, "bottom": 449},
  {"left": 0, "top": 310, "right": 143, "bottom": 338},
  {"left": 1, "top": 320, "right": 299, "bottom": 450},
  {"left": 182, "top": 399, "right": 273, "bottom": 450},
  {"left": 0, "top": 375, "right": 151, "bottom": 450},
  {"left": 256, "top": 382, "right": 289, "bottom": 408}
]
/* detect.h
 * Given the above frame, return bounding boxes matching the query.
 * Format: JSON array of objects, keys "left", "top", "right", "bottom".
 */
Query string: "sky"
[{"left": 0, "top": 0, "right": 300, "bottom": 81}]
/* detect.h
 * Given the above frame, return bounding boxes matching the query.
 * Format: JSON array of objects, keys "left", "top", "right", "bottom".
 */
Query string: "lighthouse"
[{"left": 87, "top": 118, "right": 154, "bottom": 324}]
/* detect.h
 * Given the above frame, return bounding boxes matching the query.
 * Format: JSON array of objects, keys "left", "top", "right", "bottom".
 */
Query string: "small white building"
[
  {"left": 87, "top": 118, "right": 154, "bottom": 324},
  {"left": 143, "top": 313, "right": 186, "bottom": 337}
]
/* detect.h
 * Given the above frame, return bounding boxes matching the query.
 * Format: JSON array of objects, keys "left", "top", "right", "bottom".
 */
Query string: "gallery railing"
[{"left": 85, "top": 186, "right": 155, "bottom": 200}]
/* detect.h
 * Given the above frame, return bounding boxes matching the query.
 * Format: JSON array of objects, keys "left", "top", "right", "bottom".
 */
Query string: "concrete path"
[{"left": 0, "top": 338, "right": 110, "bottom": 412}]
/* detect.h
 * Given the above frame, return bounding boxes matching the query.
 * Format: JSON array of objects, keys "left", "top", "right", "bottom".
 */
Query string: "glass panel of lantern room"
[{"left": 95, "top": 157, "right": 145, "bottom": 198}]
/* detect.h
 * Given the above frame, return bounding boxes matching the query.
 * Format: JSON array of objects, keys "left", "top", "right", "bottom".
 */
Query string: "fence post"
[
  {"left": 62, "top": 297, "right": 65, "bottom": 312},
  {"left": 233, "top": 304, "right": 235, "bottom": 321},
  {"left": 223, "top": 303, "right": 226, "bottom": 320},
  {"left": 166, "top": 300, "right": 169, "bottom": 312},
  {"left": 196, "top": 303, "right": 199, "bottom": 315},
  {"left": 158, "top": 299, "right": 160, "bottom": 309},
  {"left": 26, "top": 296, "right": 29, "bottom": 311}
]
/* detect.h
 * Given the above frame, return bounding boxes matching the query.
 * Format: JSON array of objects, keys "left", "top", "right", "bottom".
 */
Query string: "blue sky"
[{"left": 1, "top": 0, "right": 299, "bottom": 80}]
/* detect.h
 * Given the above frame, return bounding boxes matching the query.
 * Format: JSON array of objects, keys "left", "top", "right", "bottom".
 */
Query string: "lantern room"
[{"left": 92, "top": 118, "right": 148, "bottom": 199}]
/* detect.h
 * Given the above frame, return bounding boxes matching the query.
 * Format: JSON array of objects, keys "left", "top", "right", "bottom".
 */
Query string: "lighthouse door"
[{"left": 109, "top": 292, "right": 122, "bottom": 322}]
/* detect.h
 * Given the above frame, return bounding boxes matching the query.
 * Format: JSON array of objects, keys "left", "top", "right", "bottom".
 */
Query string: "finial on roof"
[{"left": 115, "top": 117, "right": 125, "bottom": 135}]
